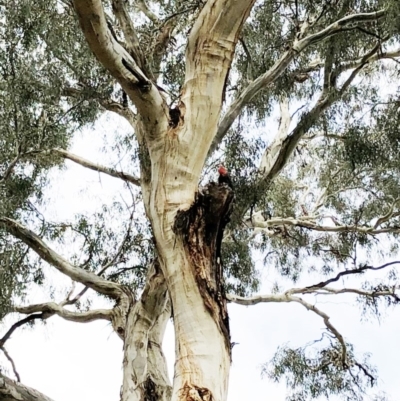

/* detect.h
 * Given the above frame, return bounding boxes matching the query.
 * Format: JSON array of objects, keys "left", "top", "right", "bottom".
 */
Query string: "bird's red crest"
[{"left": 218, "top": 165, "right": 228, "bottom": 176}]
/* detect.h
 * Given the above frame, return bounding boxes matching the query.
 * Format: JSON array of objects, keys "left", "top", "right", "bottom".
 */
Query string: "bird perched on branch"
[{"left": 218, "top": 165, "right": 233, "bottom": 189}]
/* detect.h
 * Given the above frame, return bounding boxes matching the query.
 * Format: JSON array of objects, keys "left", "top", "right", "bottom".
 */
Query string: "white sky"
[{"left": 1, "top": 115, "right": 400, "bottom": 401}]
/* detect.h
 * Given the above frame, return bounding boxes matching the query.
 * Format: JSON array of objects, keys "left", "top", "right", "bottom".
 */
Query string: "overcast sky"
[{"left": 1, "top": 115, "right": 399, "bottom": 401}]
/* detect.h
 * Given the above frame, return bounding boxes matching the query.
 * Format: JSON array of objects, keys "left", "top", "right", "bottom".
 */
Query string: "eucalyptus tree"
[{"left": 1, "top": 0, "right": 400, "bottom": 400}]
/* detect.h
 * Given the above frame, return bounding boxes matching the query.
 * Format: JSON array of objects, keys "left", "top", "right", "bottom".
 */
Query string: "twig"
[
  {"left": 303, "top": 261, "right": 400, "bottom": 290},
  {"left": 0, "top": 347, "right": 21, "bottom": 382}
]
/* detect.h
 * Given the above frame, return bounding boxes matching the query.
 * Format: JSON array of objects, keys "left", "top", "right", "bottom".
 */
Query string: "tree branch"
[
  {"left": 0, "top": 218, "right": 123, "bottom": 299},
  {"left": 211, "top": 9, "right": 386, "bottom": 153},
  {"left": 181, "top": 0, "right": 256, "bottom": 164},
  {"left": 0, "top": 347, "right": 21, "bottom": 382},
  {"left": 295, "top": 10, "right": 385, "bottom": 51},
  {"left": 62, "top": 86, "right": 137, "bottom": 126},
  {"left": 49, "top": 148, "right": 140, "bottom": 186},
  {"left": 0, "top": 152, "right": 20, "bottom": 183},
  {"left": 72, "top": 0, "right": 168, "bottom": 139},
  {"left": 374, "top": 198, "right": 400, "bottom": 229},
  {"left": 227, "top": 292, "right": 347, "bottom": 362},
  {"left": 0, "top": 372, "right": 56, "bottom": 401},
  {"left": 211, "top": 50, "right": 295, "bottom": 155},
  {"left": 303, "top": 286, "right": 400, "bottom": 301},
  {"left": 63, "top": 208, "right": 137, "bottom": 306},
  {"left": 135, "top": 0, "right": 159, "bottom": 24},
  {"left": 111, "top": 0, "right": 149, "bottom": 76},
  {"left": 259, "top": 93, "right": 335, "bottom": 185},
  {"left": 340, "top": 48, "right": 400, "bottom": 71},
  {"left": 301, "top": 48, "right": 400, "bottom": 76},
  {"left": 291, "top": 296, "right": 347, "bottom": 363},
  {"left": 249, "top": 215, "right": 400, "bottom": 237},
  {"left": 98, "top": 98, "right": 136, "bottom": 126},
  {"left": 0, "top": 314, "right": 43, "bottom": 348},
  {"left": 300, "top": 261, "right": 400, "bottom": 291},
  {"left": 238, "top": 45, "right": 374, "bottom": 221},
  {"left": 14, "top": 302, "right": 112, "bottom": 323}
]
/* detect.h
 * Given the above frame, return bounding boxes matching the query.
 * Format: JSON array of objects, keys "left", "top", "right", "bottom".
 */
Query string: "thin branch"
[
  {"left": 0, "top": 314, "right": 43, "bottom": 347},
  {"left": 135, "top": 0, "right": 159, "bottom": 23},
  {"left": 98, "top": 98, "right": 136, "bottom": 126},
  {"left": 228, "top": 292, "right": 347, "bottom": 362},
  {"left": 291, "top": 296, "right": 347, "bottom": 362},
  {"left": 259, "top": 92, "right": 335, "bottom": 183},
  {"left": 49, "top": 148, "right": 140, "bottom": 186},
  {"left": 303, "top": 133, "right": 345, "bottom": 141},
  {"left": 226, "top": 293, "right": 292, "bottom": 305},
  {"left": 162, "top": 6, "right": 196, "bottom": 25},
  {"left": 0, "top": 347, "right": 21, "bottom": 382},
  {"left": 0, "top": 153, "right": 20, "bottom": 183},
  {"left": 211, "top": 49, "right": 295, "bottom": 155},
  {"left": 62, "top": 285, "right": 90, "bottom": 307},
  {"left": 0, "top": 217, "right": 124, "bottom": 299},
  {"left": 339, "top": 48, "right": 400, "bottom": 72},
  {"left": 294, "top": 10, "right": 386, "bottom": 51},
  {"left": 300, "top": 261, "right": 400, "bottom": 290},
  {"left": 299, "top": 47, "right": 400, "bottom": 77},
  {"left": 250, "top": 216, "right": 400, "bottom": 236},
  {"left": 373, "top": 198, "right": 400, "bottom": 229},
  {"left": 239, "top": 37, "right": 254, "bottom": 81},
  {"left": 107, "top": 265, "right": 146, "bottom": 279},
  {"left": 338, "top": 40, "right": 383, "bottom": 96},
  {"left": 354, "top": 361, "right": 376, "bottom": 385},
  {"left": 62, "top": 86, "right": 136, "bottom": 127},
  {"left": 306, "top": 286, "right": 400, "bottom": 301}
]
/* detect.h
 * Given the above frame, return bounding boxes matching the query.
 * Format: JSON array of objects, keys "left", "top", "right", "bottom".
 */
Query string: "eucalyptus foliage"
[{"left": 1, "top": 0, "right": 400, "bottom": 400}]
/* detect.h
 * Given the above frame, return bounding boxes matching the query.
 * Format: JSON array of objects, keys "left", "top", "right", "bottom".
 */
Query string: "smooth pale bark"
[
  {"left": 0, "top": 374, "right": 55, "bottom": 401},
  {"left": 130, "top": 3, "right": 255, "bottom": 401},
  {"left": 72, "top": 0, "right": 169, "bottom": 141},
  {"left": 121, "top": 261, "right": 171, "bottom": 401},
  {"left": 141, "top": 7, "right": 247, "bottom": 384}
]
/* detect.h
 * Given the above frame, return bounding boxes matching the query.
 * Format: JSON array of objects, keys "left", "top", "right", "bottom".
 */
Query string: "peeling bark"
[{"left": 173, "top": 183, "right": 234, "bottom": 350}]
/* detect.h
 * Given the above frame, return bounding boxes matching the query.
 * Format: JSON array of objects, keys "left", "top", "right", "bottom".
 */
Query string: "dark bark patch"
[
  {"left": 173, "top": 182, "right": 234, "bottom": 350},
  {"left": 122, "top": 58, "right": 152, "bottom": 93},
  {"left": 182, "top": 383, "right": 213, "bottom": 401},
  {"left": 169, "top": 107, "right": 181, "bottom": 128},
  {"left": 144, "top": 376, "right": 157, "bottom": 401}
]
